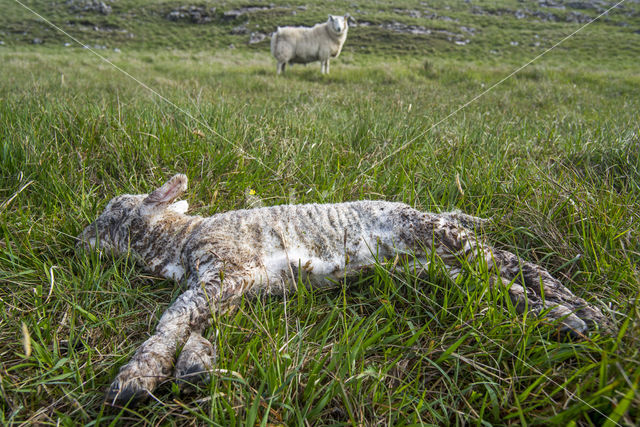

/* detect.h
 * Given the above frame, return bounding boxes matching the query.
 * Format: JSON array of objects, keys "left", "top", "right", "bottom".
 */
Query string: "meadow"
[{"left": 1, "top": 0, "right": 639, "bottom": 424}]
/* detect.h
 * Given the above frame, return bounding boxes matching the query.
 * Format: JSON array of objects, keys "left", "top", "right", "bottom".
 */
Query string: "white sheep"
[
  {"left": 78, "top": 174, "right": 614, "bottom": 405},
  {"left": 271, "top": 14, "right": 351, "bottom": 75}
]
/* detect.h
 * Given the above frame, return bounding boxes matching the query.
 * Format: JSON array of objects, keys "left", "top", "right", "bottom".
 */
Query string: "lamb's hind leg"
[
  {"left": 489, "top": 250, "right": 615, "bottom": 336},
  {"left": 425, "top": 216, "right": 613, "bottom": 337}
]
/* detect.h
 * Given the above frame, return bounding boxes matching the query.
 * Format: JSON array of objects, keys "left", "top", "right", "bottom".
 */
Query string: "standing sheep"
[
  {"left": 271, "top": 14, "right": 351, "bottom": 75},
  {"left": 78, "top": 174, "right": 614, "bottom": 405}
]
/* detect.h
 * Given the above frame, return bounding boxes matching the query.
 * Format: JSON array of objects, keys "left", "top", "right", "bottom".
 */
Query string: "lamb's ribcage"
[{"left": 190, "top": 202, "right": 410, "bottom": 294}]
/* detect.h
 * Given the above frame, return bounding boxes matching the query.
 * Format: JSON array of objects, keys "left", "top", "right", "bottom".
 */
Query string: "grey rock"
[
  {"left": 166, "top": 11, "right": 181, "bottom": 21},
  {"left": 567, "top": 1, "right": 604, "bottom": 11},
  {"left": 166, "top": 6, "right": 216, "bottom": 24},
  {"left": 383, "top": 21, "right": 431, "bottom": 35},
  {"left": 376, "top": 21, "right": 469, "bottom": 42},
  {"left": 231, "top": 24, "right": 249, "bottom": 35},
  {"left": 538, "top": 0, "right": 565, "bottom": 9},
  {"left": 532, "top": 10, "right": 559, "bottom": 21},
  {"left": 248, "top": 32, "right": 266, "bottom": 44},
  {"left": 67, "top": 0, "right": 112, "bottom": 15},
  {"left": 566, "top": 11, "right": 593, "bottom": 23},
  {"left": 460, "top": 26, "right": 476, "bottom": 34},
  {"left": 224, "top": 5, "right": 272, "bottom": 20}
]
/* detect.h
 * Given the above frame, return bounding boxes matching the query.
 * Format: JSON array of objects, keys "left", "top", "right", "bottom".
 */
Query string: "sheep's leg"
[
  {"left": 175, "top": 331, "right": 216, "bottom": 390},
  {"left": 488, "top": 250, "right": 615, "bottom": 336},
  {"left": 171, "top": 267, "right": 260, "bottom": 386},
  {"left": 422, "top": 216, "right": 613, "bottom": 336},
  {"left": 277, "top": 62, "right": 286, "bottom": 74},
  {"left": 105, "top": 278, "right": 222, "bottom": 405}
]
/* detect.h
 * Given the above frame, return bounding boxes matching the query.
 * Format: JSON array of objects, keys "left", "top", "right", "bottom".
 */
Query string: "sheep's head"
[
  {"left": 328, "top": 15, "right": 349, "bottom": 35},
  {"left": 78, "top": 174, "right": 189, "bottom": 254}
]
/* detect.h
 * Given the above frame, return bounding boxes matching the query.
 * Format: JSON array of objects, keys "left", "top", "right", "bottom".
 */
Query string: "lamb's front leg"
[
  {"left": 174, "top": 270, "right": 256, "bottom": 389},
  {"left": 106, "top": 285, "right": 219, "bottom": 405},
  {"left": 174, "top": 331, "right": 216, "bottom": 389}
]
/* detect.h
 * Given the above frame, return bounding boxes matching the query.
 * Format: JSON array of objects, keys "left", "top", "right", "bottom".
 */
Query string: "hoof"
[
  {"left": 105, "top": 382, "right": 149, "bottom": 407},
  {"left": 176, "top": 363, "right": 211, "bottom": 393},
  {"left": 556, "top": 315, "right": 588, "bottom": 341},
  {"left": 174, "top": 332, "right": 215, "bottom": 392},
  {"left": 557, "top": 325, "right": 586, "bottom": 341},
  {"left": 576, "top": 306, "right": 618, "bottom": 336},
  {"left": 178, "top": 363, "right": 210, "bottom": 382}
]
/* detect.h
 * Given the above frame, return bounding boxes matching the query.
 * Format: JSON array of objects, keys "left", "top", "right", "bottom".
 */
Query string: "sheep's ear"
[
  {"left": 345, "top": 13, "right": 356, "bottom": 24},
  {"left": 141, "top": 174, "right": 188, "bottom": 217},
  {"left": 328, "top": 14, "right": 333, "bottom": 21}
]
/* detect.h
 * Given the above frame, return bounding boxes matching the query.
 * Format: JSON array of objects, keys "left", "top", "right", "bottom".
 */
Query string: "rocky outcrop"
[
  {"left": 66, "top": 0, "right": 112, "bottom": 15},
  {"left": 166, "top": 5, "right": 217, "bottom": 24}
]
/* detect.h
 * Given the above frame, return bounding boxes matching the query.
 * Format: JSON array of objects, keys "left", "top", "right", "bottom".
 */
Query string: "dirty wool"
[{"left": 78, "top": 174, "right": 614, "bottom": 405}]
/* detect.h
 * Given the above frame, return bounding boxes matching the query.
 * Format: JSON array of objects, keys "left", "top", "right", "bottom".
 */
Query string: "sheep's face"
[
  {"left": 78, "top": 174, "right": 189, "bottom": 254},
  {"left": 328, "top": 15, "right": 348, "bottom": 34},
  {"left": 78, "top": 194, "right": 145, "bottom": 254}
]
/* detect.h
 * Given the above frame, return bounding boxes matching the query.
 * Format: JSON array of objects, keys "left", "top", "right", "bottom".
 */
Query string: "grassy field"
[{"left": 1, "top": 0, "right": 640, "bottom": 425}]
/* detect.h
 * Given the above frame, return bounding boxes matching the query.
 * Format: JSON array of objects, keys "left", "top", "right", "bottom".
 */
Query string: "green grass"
[{"left": 1, "top": 0, "right": 640, "bottom": 425}]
